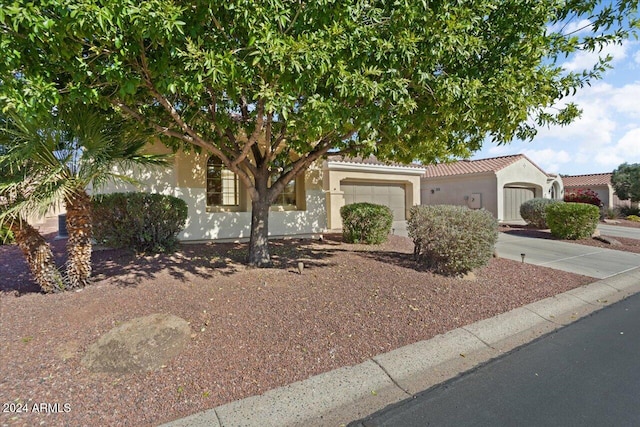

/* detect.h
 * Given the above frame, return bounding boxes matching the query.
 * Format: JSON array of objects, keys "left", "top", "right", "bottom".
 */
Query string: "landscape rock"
[
  {"left": 81, "top": 313, "right": 191, "bottom": 374},
  {"left": 593, "top": 236, "right": 623, "bottom": 246}
]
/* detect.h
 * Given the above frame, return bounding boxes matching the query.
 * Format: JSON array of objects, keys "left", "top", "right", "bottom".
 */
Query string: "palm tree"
[{"left": 0, "top": 106, "right": 168, "bottom": 291}]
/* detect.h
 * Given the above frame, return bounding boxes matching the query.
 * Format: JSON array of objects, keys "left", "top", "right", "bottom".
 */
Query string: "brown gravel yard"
[{"left": 1, "top": 230, "right": 597, "bottom": 427}]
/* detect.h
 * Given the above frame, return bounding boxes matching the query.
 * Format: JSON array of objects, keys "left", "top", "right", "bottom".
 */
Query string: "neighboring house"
[
  {"left": 101, "top": 150, "right": 561, "bottom": 241},
  {"left": 420, "top": 155, "right": 564, "bottom": 222},
  {"left": 561, "top": 173, "right": 630, "bottom": 209}
]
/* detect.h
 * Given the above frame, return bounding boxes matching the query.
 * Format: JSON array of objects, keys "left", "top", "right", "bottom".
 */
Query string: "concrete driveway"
[
  {"left": 496, "top": 232, "right": 640, "bottom": 279},
  {"left": 598, "top": 223, "right": 640, "bottom": 239},
  {"left": 393, "top": 221, "right": 639, "bottom": 279}
]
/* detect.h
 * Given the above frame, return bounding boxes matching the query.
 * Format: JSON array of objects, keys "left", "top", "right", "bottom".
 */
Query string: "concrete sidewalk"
[{"left": 161, "top": 272, "right": 640, "bottom": 427}]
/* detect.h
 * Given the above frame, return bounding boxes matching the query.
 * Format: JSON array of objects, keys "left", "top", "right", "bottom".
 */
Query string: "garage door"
[
  {"left": 503, "top": 186, "right": 536, "bottom": 221},
  {"left": 342, "top": 181, "right": 406, "bottom": 220}
]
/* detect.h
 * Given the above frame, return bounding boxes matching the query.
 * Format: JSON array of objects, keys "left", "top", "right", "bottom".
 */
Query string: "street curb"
[{"left": 159, "top": 267, "right": 640, "bottom": 427}]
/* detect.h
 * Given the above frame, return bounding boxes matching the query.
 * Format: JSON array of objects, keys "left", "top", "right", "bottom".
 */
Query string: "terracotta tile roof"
[
  {"left": 326, "top": 155, "right": 426, "bottom": 169},
  {"left": 423, "top": 154, "right": 546, "bottom": 178},
  {"left": 562, "top": 173, "right": 612, "bottom": 187}
]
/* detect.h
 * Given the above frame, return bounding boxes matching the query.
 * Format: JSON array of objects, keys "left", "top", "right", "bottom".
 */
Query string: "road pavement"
[{"left": 351, "top": 290, "right": 640, "bottom": 427}]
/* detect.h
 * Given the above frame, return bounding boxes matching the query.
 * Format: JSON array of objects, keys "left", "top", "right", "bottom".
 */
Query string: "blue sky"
[{"left": 471, "top": 26, "right": 640, "bottom": 177}]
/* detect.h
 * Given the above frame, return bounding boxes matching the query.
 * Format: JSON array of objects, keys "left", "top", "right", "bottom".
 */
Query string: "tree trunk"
[
  {"left": 65, "top": 189, "right": 93, "bottom": 288},
  {"left": 247, "top": 188, "right": 272, "bottom": 267},
  {"left": 9, "top": 218, "right": 65, "bottom": 293}
]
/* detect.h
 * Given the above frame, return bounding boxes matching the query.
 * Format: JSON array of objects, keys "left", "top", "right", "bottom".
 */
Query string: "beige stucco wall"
[
  {"left": 420, "top": 173, "right": 499, "bottom": 217},
  {"left": 100, "top": 149, "right": 327, "bottom": 241},
  {"left": 323, "top": 162, "right": 424, "bottom": 229}
]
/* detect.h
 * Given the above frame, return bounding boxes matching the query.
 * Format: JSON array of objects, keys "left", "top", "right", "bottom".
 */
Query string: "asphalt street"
[{"left": 351, "top": 291, "right": 640, "bottom": 427}]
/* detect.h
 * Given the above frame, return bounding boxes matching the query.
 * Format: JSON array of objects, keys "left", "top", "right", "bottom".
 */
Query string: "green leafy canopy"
[
  {"left": 2, "top": 0, "right": 637, "bottom": 171},
  {"left": 612, "top": 162, "right": 640, "bottom": 202}
]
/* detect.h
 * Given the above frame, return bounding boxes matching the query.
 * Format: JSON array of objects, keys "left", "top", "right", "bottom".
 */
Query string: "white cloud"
[
  {"left": 593, "top": 128, "right": 640, "bottom": 169},
  {"left": 547, "top": 19, "right": 592, "bottom": 36},
  {"left": 562, "top": 19, "right": 593, "bottom": 36},
  {"left": 562, "top": 43, "right": 628, "bottom": 72},
  {"left": 535, "top": 86, "right": 618, "bottom": 148},
  {"left": 522, "top": 148, "right": 571, "bottom": 174},
  {"left": 609, "top": 83, "right": 640, "bottom": 118},
  {"left": 634, "top": 50, "right": 640, "bottom": 65}
]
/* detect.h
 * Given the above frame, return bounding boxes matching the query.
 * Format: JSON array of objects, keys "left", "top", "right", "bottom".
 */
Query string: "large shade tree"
[
  {"left": 0, "top": 106, "right": 167, "bottom": 291},
  {"left": 612, "top": 163, "right": 640, "bottom": 203},
  {"left": 1, "top": 1, "right": 637, "bottom": 266}
]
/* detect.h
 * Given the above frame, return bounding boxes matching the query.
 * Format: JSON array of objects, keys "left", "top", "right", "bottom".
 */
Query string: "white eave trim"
[{"left": 327, "top": 161, "right": 426, "bottom": 176}]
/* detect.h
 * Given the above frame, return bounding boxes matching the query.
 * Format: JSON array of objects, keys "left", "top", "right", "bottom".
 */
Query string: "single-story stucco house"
[
  {"left": 561, "top": 173, "right": 630, "bottom": 209},
  {"left": 101, "top": 150, "right": 562, "bottom": 241},
  {"left": 421, "top": 154, "right": 564, "bottom": 222}
]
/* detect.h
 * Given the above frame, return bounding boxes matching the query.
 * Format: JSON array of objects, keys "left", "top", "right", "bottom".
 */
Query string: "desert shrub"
[
  {"left": 627, "top": 215, "right": 640, "bottom": 222},
  {"left": 603, "top": 207, "right": 620, "bottom": 219},
  {"left": 92, "top": 192, "right": 188, "bottom": 252},
  {"left": 408, "top": 205, "right": 498, "bottom": 276},
  {"left": 0, "top": 226, "right": 14, "bottom": 245},
  {"left": 545, "top": 202, "right": 599, "bottom": 239},
  {"left": 620, "top": 206, "right": 640, "bottom": 217},
  {"left": 340, "top": 202, "right": 393, "bottom": 244},
  {"left": 564, "top": 189, "right": 602, "bottom": 206},
  {"left": 519, "top": 198, "right": 562, "bottom": 228}
]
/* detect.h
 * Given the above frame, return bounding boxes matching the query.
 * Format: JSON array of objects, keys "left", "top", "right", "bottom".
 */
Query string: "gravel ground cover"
[{"left": 1, "top": 229, "right": 596, "bottom": 427}]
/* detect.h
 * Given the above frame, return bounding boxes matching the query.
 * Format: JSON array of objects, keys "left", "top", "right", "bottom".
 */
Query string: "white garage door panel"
[
  {"left": 342, "top": 182, "right": 406, "bottom": 220},
  {"left": 504, "top": 187, "right": 536, "bottom": 221}
]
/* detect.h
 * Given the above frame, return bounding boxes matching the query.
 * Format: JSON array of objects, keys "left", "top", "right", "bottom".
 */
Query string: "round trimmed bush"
[
  {"left": 545, "top": 202, "right": 599, "bottom": 239},
  {"left": 92, "top": 192, "right": 188, "bottom": 252},
  {"left": 408, "top": 205, "right": 498, "bottom": 276},
  {"left": 520, "top": 198, "right": 562, "bottom": 228},
  {"left": 340, "top": 202, "right": 393, "bottom": 244}
]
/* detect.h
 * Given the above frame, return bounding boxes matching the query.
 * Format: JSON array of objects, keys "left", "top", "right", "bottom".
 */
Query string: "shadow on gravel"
[
  {"left": 91, "top": 238, "right": 340, "bottom": 287},
  {"left": 1, "top": 236, "right": 344, "bottom": 292}
]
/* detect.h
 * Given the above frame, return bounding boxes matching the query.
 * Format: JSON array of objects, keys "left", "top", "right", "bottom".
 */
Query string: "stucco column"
[{"left": 325, "top": 190, "right": 345, "bottom": 229}]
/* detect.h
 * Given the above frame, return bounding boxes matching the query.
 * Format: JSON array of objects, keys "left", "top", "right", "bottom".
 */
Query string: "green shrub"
[
  {"left": 92, "top": 192, "right": 188, "bottom": 252},
  {"left": 627, "top": 215, "right": 640, "bottom": 222},
  {"left": 0, "top": 226, "right": 14, "bottom": 245},
  {"left": 604, "top": 207, "right": 620, "bottom": 219},
  {"left": 340, "top": 202, "right": 393, "bottom": 244},
  {"left": 620, "top": 206, "right": 640, "bottom": 217},
  {"left": 545, "top": 202, "right": 599, "bottom": 239},
  {"left": 520, "top": 198, "right": 562, "bottom": 228},
  {"left": 407, "top": 205, "right": 498, "bottom": 276}
]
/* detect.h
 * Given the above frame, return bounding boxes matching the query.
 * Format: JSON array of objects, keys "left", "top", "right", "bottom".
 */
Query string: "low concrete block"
[
  {"left": 567, "top": 281, "right": 619, "bottom": 305},
  {"left": 215, "top": 359, "right": 406, "bottom": 427},
  {"left": 462, "top": 307, "right": 556, "bottom": 352},
  {"left": 525, "top": 293, "right": 598, "bottom": 325},
  {"left": 372, "top": 328, "right": 496, "bottom": 394},
  {"left": 602, "top": 268, "right": 640, "bottom": 291}
]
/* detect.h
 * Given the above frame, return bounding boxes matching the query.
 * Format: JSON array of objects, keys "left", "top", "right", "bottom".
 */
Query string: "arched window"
[{"left": 207, "top": 156, "right": 239, "bottom": 206}]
